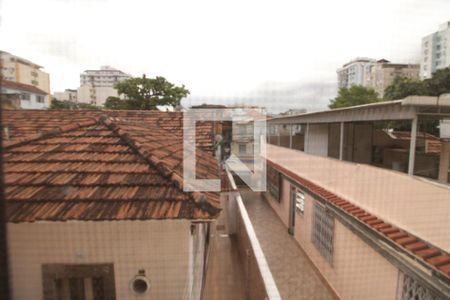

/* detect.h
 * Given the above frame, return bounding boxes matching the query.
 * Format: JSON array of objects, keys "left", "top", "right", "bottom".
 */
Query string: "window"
[
  {"left": 239, "top": 143, "right": 246, "bottom": 154},
  {"left": 267, "top": 165, "right": 282, "bottom": 202},
  {"left": 312, "top": 203, "right": 334, "bottom": 264},
  {"left": 398, "top": 272, "right": 440, "bottom": 300},
  {"left": 21, "top": 93, "right": 30, "bottom": 100},
  {"left": 294, "top": 187, "right": 305, "bottom": 214},
  {"left": 42, "top": 263, "right": 116, "bottom": 300},
  {"left": 37, "top": 95, "right": 45, "bottom": 103}
]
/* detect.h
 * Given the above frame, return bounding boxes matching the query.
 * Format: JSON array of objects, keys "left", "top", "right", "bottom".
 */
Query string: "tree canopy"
[
  {"left": 329, "top": 86, "right": 380, "bottom": 109},
  {"left": 384, "top": 67, "right": 450, "bottom": 100},
  {"left": 50, "top": 99, "right": 99, "bottom": 110},
  {"left": 105, "top": 75, "right": 189, "bottom": 110}
]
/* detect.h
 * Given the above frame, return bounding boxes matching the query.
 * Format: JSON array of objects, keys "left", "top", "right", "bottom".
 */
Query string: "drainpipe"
[{"left": 408, "top": 116, "right": 418, "bottom": 176}]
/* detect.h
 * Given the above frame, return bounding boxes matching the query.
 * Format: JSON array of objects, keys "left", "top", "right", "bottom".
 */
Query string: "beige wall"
[
  {"left": 16, "top": 62, "right": 50, "bottom": 94},
  {"left": 8, "top": 220, "right": 197, "bottom": 300},
  {"left": 265, "top": 177, "right": 400, "bottom": 299},
  {"left": 266, "top": 144, "right": 450, "bottom": 252},
  {"left": 77, "top": 85, "right": 119, "bottom": 105}
]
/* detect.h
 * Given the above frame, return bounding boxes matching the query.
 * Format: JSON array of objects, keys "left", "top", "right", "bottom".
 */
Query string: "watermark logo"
[{"left": 183, "top": 108, "right": 267, "bottom": 192}]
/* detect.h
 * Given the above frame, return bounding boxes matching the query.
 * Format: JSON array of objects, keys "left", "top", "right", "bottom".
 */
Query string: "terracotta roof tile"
[{"left": 3, "top": 110, "right": 224, "bottom": 222}]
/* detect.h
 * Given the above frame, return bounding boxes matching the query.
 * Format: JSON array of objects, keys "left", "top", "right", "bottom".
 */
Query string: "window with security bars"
[
  {"left": 267, "top": 165, "right": 281, "bottom": 201},
  {"left": 398, "top": 272, "right": 440, "bottom": 300},
  {"left": 42, "top": 264, "right": 115, "bottom": 300},
  {"left": 312, "top": 202, "right": 334, "bottom": 264}
]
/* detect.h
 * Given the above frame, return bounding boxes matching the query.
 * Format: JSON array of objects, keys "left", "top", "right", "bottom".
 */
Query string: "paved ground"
[
  {"left": 203, "top": 234, "right": 246, "bottom": 300},
  {"left": 240, "top": 188, "right": 337, "bottom": 300}
]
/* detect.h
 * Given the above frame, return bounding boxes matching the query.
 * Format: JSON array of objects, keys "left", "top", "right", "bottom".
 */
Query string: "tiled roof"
[
  {"left": 1, "top": 79, "right": 47, "bottom": 95},
  {"left": 267, "top": 159, "right": 450, "bottom": 280},
  {"left": 2, "top": 110, "right": 214, "bottom": 153},
  {"left": 3, "top": 110, "right": 222, "bottom": 222}
]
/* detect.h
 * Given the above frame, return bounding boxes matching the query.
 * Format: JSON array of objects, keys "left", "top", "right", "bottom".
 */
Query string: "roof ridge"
[
  {"left": 3, "top": 117, "right": 99, "bottom": 149},
  {"left": 101, "top": 116, "right": 221, "bottom": 217}
]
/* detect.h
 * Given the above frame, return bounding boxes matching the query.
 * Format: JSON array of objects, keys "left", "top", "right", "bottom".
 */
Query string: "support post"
[
  {"left": 305, "top": 123, "right": 310, "bottom": 153},
  {"left": 277, "top": 125, "right": 280, "bottom": 146},
  {"left": 289, "top": 124, "right": 293, "bottom": 149},
  {"left": 339, "top": 122, "right": 344, "bottom": 160},
  {"left": 438, "top": 140, "right": 450, "bottom": 183},
  {"left": 408, "top": 117, "right": 418, "bottom": 175}
]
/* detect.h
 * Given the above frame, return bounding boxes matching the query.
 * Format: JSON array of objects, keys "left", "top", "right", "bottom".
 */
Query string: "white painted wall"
[
  {"left": 306, "top": 124, "right": 329, "bottom": 157},
  {"left": 0, "top": 87, "right": 48, "bottom": 109}
]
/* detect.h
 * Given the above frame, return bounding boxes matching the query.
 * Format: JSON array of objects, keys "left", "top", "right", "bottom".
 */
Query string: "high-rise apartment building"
[
  {"left": 421, "top": 21, "right": 450, "bottom": 79},
  {"left": 77, "top": 66, "right": 131, "bottom": 105},
  {"left": 337, "top": 57, "right": 376, "bottom": 89},
  {"left": 0, "top": 50, "right": 51, "bottom": 105},
  {"left": 365, "top": 60, "right": 420, "bottom": 97},
  {"left": 337, "top": 58, "right": 420, "bottom": 97}
]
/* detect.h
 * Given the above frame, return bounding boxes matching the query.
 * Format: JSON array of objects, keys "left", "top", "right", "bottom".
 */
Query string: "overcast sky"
[{"left": 1, "top": 0, "right": 449, "bottom": 112}]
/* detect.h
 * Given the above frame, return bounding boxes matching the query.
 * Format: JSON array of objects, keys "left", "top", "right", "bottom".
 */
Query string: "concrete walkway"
[
  {"left": 203, "top": 234, "right": 246, "bottom": 300},
  {"left": 240, "top": 188, "right": 337, "bottom": 300}
]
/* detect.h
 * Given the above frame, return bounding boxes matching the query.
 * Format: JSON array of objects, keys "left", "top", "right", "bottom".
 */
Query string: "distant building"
[
  {"left": 421, "top": 21, "right": 450, "bottom": 79},
  {"left": 1, "top": 79, "right": 48, "bottom": 109},
  {"left": 0, "top": 50, "right": 51, "bottom": 104},
  {"left": 337, "top": 57, "right": 376, "bottom": 89},
  {"left": 365, "top": 60, "right": 420, "bottom": 97},
  {"left": 53, "top": 89, "right": 77, "bottom": 102},
  {"left": 278, "top": 108, "right": 307, "bottom": 116},
  {"left": 77, "top": 66, "right": 131, "bottom": 105},
  {"left": 337, "top": 58, "right": 419, "bottom": 97}
]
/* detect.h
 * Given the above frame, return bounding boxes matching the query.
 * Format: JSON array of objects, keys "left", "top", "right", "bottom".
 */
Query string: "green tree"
[
  {"left": 329, "top": 86, "right": 380, "bottom": 109},
  {"left": 50, "top": 98, "right": 99, "bottom": 110},
  {"left": 104, "top": 96, "right": 130, "bottom": 110},
  {"left": 424, "top": 67, "right": 450, "bottom": 96},
  {"left": 383, "top": 77, "right": 427, "bottom": 100},
  {"left": 383, "top": 67, "right": 450, "bottom": 100},
  {"left": 113, "top": 75, "right": 189, "bottom": 110}
]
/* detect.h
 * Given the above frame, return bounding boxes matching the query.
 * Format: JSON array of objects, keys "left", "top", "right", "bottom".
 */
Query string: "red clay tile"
[
  {"left": 373, "top": 223, "right": 391, "bottom": 230},
  {"left": 405, "top": 242, "right": 428, "bottom": 252},
  {"left": 426, "top": 255, "right": 450, "bottom": 267},
  {"left": 387, "top": 232, "right": 408, "bottom": 240},
  {"left": 360, "top": 215, "right": 376, "bottom": 222},
  {"left": 379, "top": 227, "right": 399, "bottom": 235},
  {"left": 396, "top": 237, "right": 418, "bottom": 246},
  {"left": 366, "top": 219, "right": 383, "bottom": 226},
  {"left": 438, "top": 263, "right": 450, "bottom": 275},
  {"left": 415, "top": 248, "right": 441, "bottom": 259}
]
